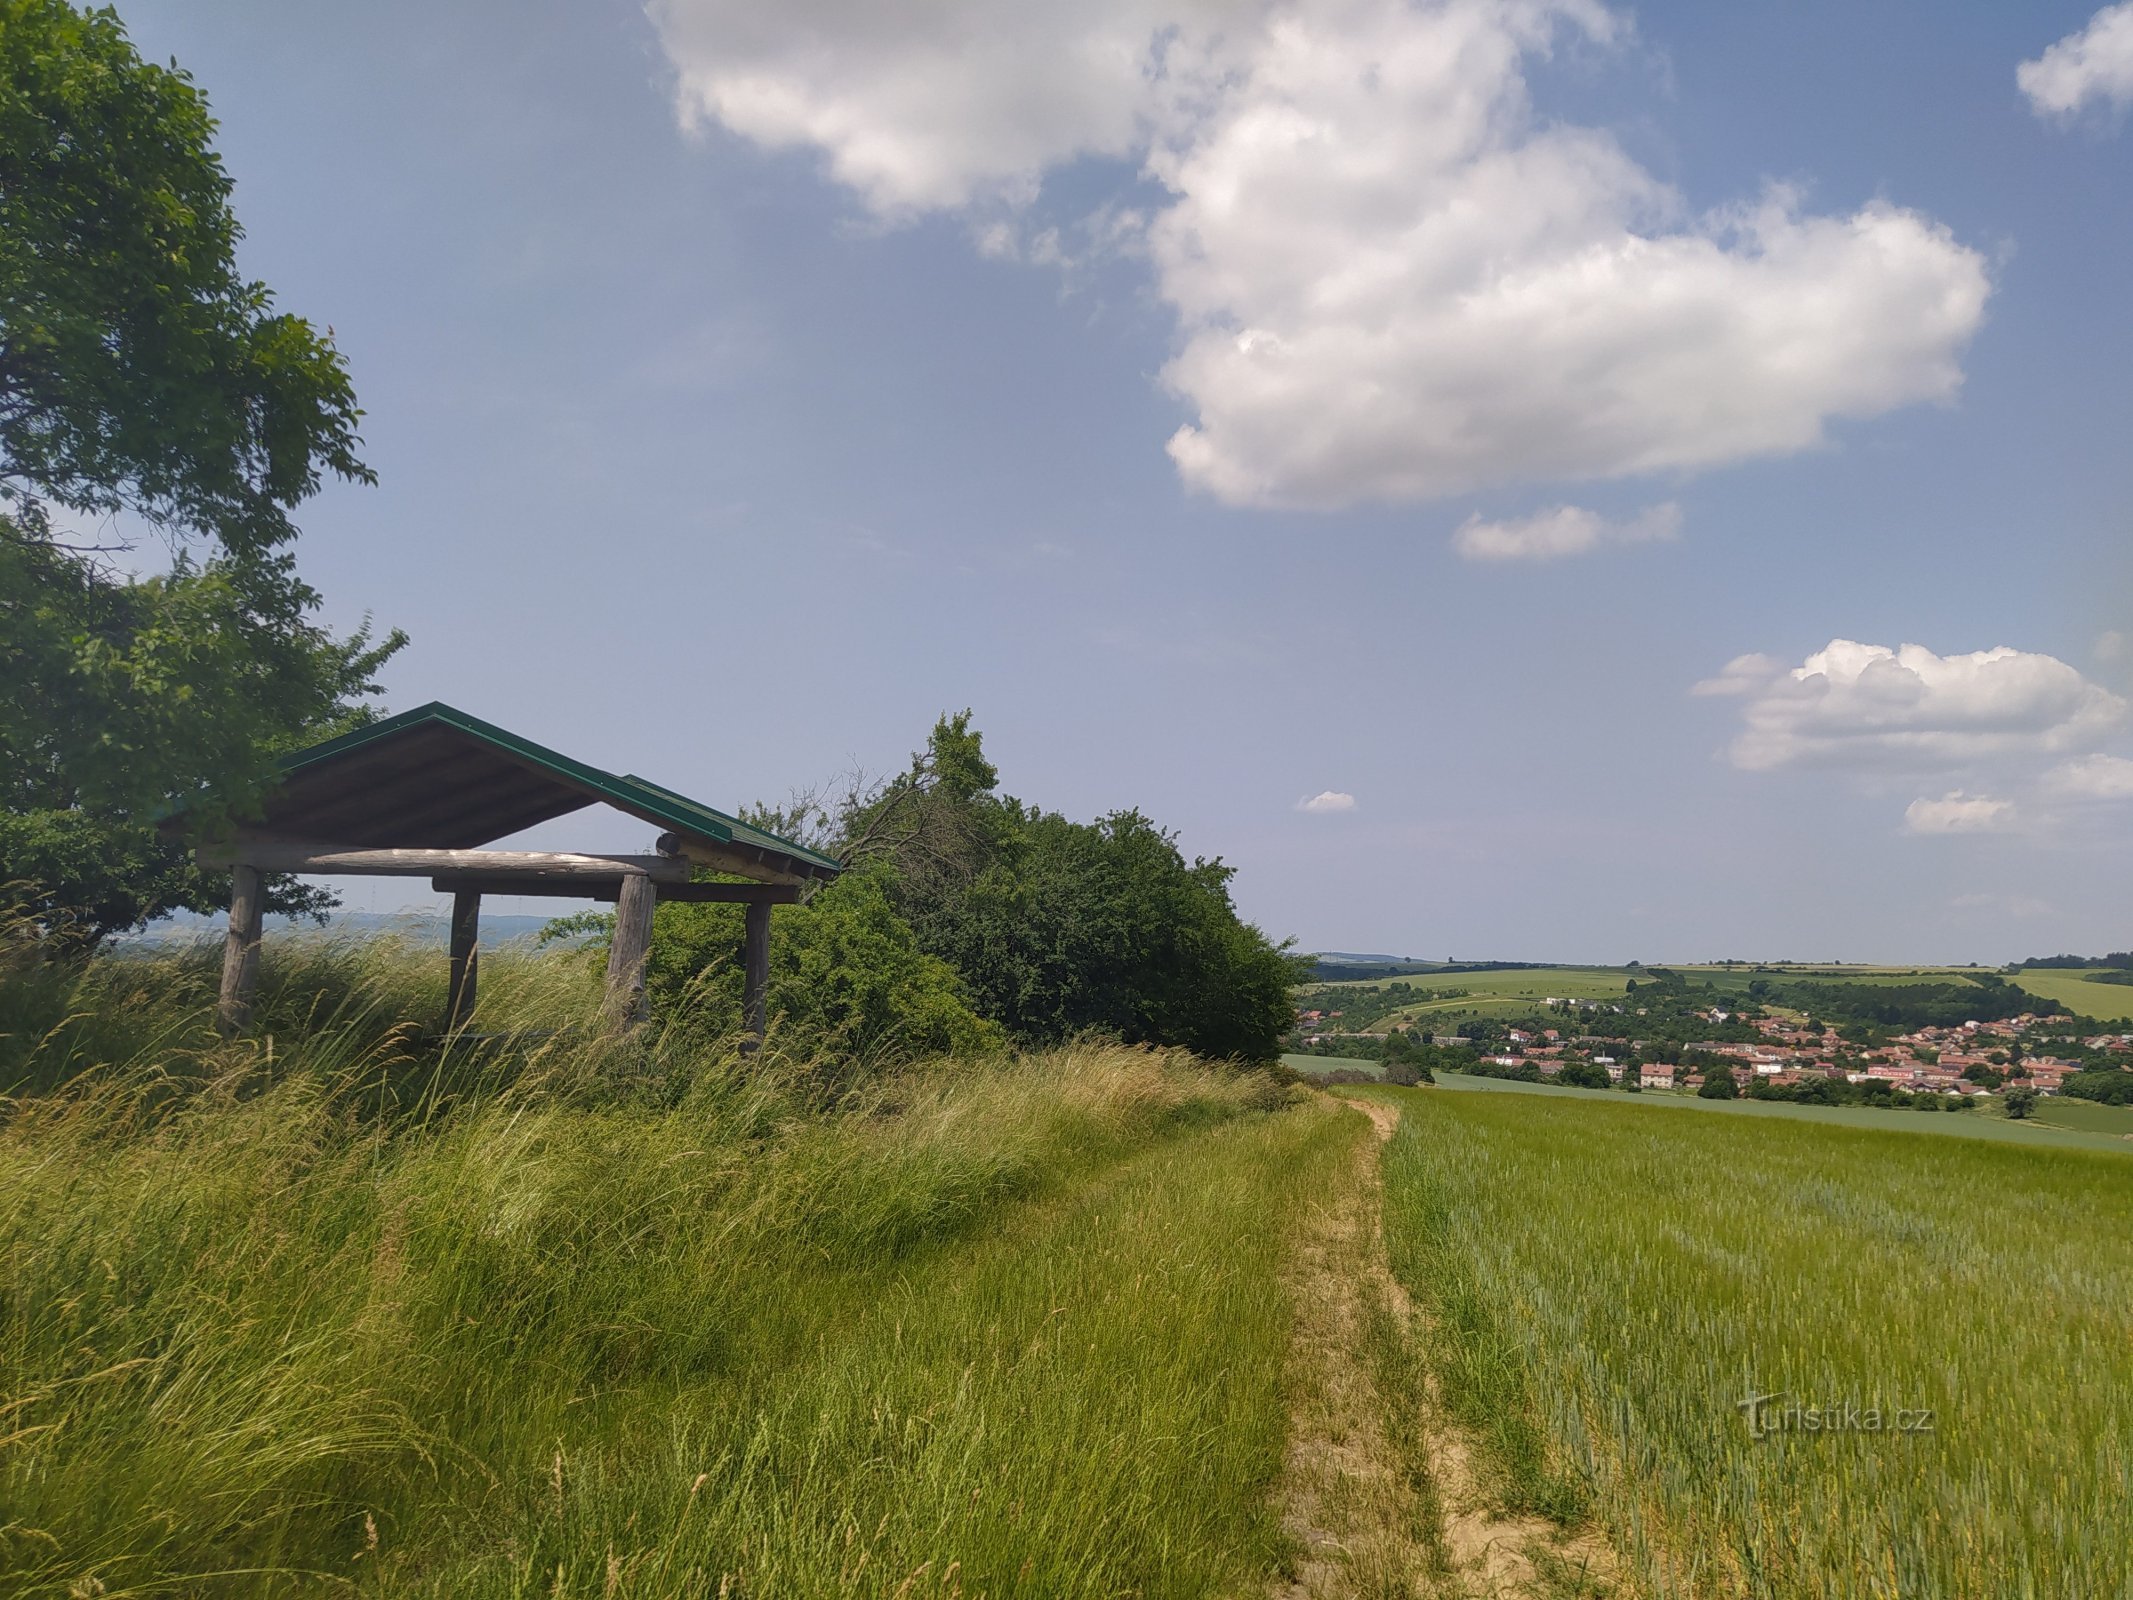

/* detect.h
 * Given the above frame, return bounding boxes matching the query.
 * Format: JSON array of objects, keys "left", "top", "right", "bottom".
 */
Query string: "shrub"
[{"left": 648, "top": 861, "right": 1001, "bottom": 1067}]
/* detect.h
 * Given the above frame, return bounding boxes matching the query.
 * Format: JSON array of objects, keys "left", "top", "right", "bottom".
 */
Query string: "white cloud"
[
  {"left": 2019, "top": 3, "right": 2133, "bottom": 118},
  {"left": 1691, "top": 652, "right": 1787, "bottom": 698},
  {"left": 1904, "top": 792, "right": 2019, "bottom": 835},
  {"left": 650, "top": 0, "right": 1991, "bottom": 509},
  {"left": 2097, "top": 629, "right": 2127, "bottom": 664},
  {"left": 1717, "top": 640, "right": 2128, "bottom": 772},
  {"left": 1452, "top": 501, "right": 1679, "bottom": 562},
  {"left": 1297, "top": 790, "right": 1358, "bottom": 812},
  {"left": 2042, "top": 752, "right": 2133, "bottom": 800}
]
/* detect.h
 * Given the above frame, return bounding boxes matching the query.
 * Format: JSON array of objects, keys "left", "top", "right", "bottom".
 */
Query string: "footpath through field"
[{"left": 1268, "top": 1094, "right": 1616, "bottom": 1599}]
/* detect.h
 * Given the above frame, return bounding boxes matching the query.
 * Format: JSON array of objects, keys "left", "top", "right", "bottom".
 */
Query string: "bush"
[
  {"left": 647, "top": 861, "right": 1002, "bottom": 1067},
  {"left": 2063, "top": 1068, "right": 2133, "bottom": 1106},
  {"left": 1698, "top": 1064, "right": 1740, "bottom": 1100}
]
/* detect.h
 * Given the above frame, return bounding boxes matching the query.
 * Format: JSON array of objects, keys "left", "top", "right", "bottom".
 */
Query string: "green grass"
[
  {"left": 2026, "top": 1094, "right": 2133, "bottom": 1137},
  {"left": 1376, "top": 1086, "right": 2133, "bottom": 1598},
  {"left": 1313, "top": 966, "right": 1638, "bottom": 1034},
  {"left": 1434, "top": 1069, "right": 2133, "bottom": 1155},
  {"left": 1, "top": 941, "right": 1342, "bottom": 1598},
  {"left": 1322, "top": 966, "right": 1630, "bottom": 1000},
  {"left": 2007, "top": 968, "right": 2133, "bottom": 1022},
  {"left": 1281, "top": 1051, "right": 1384, "bottom": 1079}
]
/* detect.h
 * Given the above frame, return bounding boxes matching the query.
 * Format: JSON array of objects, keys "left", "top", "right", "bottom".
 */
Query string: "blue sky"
[{"left": 118, "top": 0, "right": 2132, "bottom": 961}]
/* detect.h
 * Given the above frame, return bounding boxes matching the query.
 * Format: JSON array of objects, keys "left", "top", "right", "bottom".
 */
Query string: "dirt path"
[{"left": 1266, "top": 1094, "right": 1620, "bottom": 1600}]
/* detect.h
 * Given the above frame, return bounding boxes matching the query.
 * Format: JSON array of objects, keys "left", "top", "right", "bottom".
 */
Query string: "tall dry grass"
[{"left": 2, "top": 935, "right": 1335, "bottom": 1597}]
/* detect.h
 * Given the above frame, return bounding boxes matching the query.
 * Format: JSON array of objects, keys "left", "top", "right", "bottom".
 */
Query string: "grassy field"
[
  {"left": 1436, "top": 1068, "right": 2133, "bottom": 1154},
  {"left": 1316, "top": 966, "right": 1634, "bottom": 1032},
  {"left": 1311, "top": 959, "right": 2133, "bottom": 1036},
  {"left": 2026, "top": 1092, "right": 2133, "bottom": 1136},
  {"left": 2006, "top": 967, "right": 2133, "bottom": 1022},
  {"left": 1376, "top": 1085, "right": 2133, "bottom": 1598},
  {"left": 1, "top": 940, "right": 1346, "bottom": 1598}
]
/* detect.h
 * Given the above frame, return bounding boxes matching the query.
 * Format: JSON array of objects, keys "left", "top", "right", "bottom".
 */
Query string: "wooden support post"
[
  {"left": 742, "top": 900, "right": 772, "bottom": 1050},
  {"left": 446, "top": 888, "right": 481, "bottom": 1030},
  {"left": 603, "top": 872, "right": 657, "bottom": 1029},
  {"left": 218, "top": 863, "right": 265, "bottom": 1036}
]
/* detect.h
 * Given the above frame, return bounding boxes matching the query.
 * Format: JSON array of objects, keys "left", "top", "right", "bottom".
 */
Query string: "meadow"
[
  {"left": 1376, "top": 1085, "right": 2133, "bottom": 1599},
  {"left": 2005, "top": 967, "right": 2133, "bottom": 1022},
  {"left": 1316, "top": 966, "right": 1634, "bottom": 1031},
  {"left": 1, "top": 938, "right": 1345, "bottom": 1598},
  {"left": 1315, "top": 960, "right": 2133, "bottom": 1032}
]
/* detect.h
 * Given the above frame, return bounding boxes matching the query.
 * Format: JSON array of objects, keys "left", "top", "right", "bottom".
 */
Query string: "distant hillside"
[{"left": 123, "top": 909, "right": 563, "bottom": 949}]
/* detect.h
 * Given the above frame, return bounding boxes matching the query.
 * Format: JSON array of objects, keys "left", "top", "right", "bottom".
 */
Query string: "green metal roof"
[{"left": 188, "top": 701, "right": 842, "bottom": 880}]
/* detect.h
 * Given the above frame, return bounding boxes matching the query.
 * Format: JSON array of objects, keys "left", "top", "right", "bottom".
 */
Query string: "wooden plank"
[
  {"left": 743, "top": 900, "right": 772, "bottom": 1045},
  {"left": 446, "top": 888, "right": 481, "bottom": 1029},
  {"left": 202, "top": 837, "right": 688, "bottom": 883},
  {"left": 432, "top": 876, "right": 622, "bottom": 902},
  {"left": 604, "top": 872, "right": 658, "bottom": 1029},
  {"left": 427, "top": 876, "right": 802, "bottom": 905},
  {"left": 218, "top": 863, "right": 264, "bottom": 1036},
  {"left": 666, "top": 882, "right": 802, "bottom": 905},
  {"left": 656, "top": 831, "right": 813, "bottom": 887}
]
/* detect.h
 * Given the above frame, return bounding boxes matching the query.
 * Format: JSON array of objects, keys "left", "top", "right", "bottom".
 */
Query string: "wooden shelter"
[{"left": 176, "top": 703, "right": 842, "bottom": 1037}]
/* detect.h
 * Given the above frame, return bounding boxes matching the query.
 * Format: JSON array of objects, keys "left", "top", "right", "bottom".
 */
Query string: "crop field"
[
  {"left": 1433, "top": 1067, "right": 2133, "bottom": 1154},
  {"left": 1325, "top": 966, "right": 1630, "bottom": 999},
  {"left": 2026, "top": 1093, "right": 2133, "bottom": 1137},
  {"left": 1377, "top": 1086, "right": 2133, "bottom": 1598},
  {"left": 1317, "top": 965, "right": 1635, "bottom": 1032},
  {"left": 2006, "top": 968, "right": 2133, "bottom": 1022}
]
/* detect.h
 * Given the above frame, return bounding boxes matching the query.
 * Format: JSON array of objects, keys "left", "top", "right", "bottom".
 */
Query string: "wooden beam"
[
  {"left": 603, "top": 872, "right": 658, "bottom": 1029},
  {"left": 427, "top": 876, "right": 802, "bottom": 905},
  {"left": 742, "top": 900, "right": 772, "bottom": 1047},
  {"left": 201, "top": 837, "right": 688, "bottom": 883},
  {"left": 218, "top": 863, "right": 264, "bottom": 1036},
  {"left": 446, "top": 888, "right": 480, "bottom": 1030},
  {"left": 655, "top": 831, "right": 813, "bottom": 887},
  {"left": 664, "top": 882, "right": 803, "bottom": 905},
  {"left": 432, "top": 875, "right": 624, "bottom": 902}
]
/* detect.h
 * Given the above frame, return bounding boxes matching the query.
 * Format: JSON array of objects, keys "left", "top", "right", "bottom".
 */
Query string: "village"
[{"left": 1296, "top": 999, "right": 2133, "bottom": 1099}]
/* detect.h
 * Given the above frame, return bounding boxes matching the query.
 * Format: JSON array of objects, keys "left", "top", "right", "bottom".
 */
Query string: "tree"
[
  {"left": 1698, "top": 1063, "right": 1739, "bottom": 1100},
  {"left": 845, "top": 716, "right": 1306, "bottom": 1063},
  {"left": 2001, "top": 1084, "right": 2039, "bottom": 1121},
  {"left": 2, "top": 0, "right": 400, "bottom": 943}
]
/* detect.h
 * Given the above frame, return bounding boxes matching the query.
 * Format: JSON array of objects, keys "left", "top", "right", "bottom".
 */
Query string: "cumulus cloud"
[
  {"left": 1296, "top": 790, "right": 1358, "bottom": 812},
  {"left": 2042, "top": 752, "right": 2133, "bottom": 800},
  {"left": 1452, "top": 501, "right": 1679, "bottom": 562},
  {"left": 1715, "top": 640, "right": 2128, "bottom": 772},
  {"left": 2019, "top": 3, "right": 2133, "bottom": 118},
  {"left": 1904, "top": 792, "right": 2019, "bottom": 835},
  {"left": 1691, "top": 653, "right": 1787, "bottom": 698},
  {"left": 650, "top": 0, "right": 1991, "bottom": 509}
]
